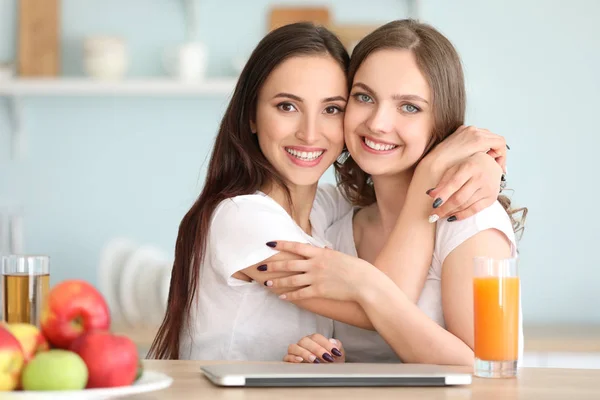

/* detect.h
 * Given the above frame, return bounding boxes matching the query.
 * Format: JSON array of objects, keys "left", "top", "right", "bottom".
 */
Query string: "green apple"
[{"left": 21, "top": 350, "right": 88, "bottom": 391}]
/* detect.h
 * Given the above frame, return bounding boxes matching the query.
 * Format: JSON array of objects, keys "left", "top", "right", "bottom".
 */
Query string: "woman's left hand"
[
  {"left": 424, "top": 151, "right": 504, "bottom": 222},
  {"left": 284, "top": 334, "right": 346, "bottom": 364},
  {"left": 260, "top": 241, "right": 375, "bottom": 302}
]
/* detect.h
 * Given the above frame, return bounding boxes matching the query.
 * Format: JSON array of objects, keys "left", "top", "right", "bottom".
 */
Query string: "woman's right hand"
[{"left": 284, "top": 334, "right": 345, "bottom": 364}]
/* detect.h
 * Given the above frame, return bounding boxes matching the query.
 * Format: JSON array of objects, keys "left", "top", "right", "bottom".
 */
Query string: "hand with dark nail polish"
[
  {"left": 257, "top": 264, "right": 267, "bottom": 271},
  {"left": 331, "top": 348, "right": 342, "bottom": 357},
  {"left": 432, "top": 198, "right": 443, "bottom": 208},
  {"left": 313, "top": 358, "right": 320, "bottom": 363},
  {"left": 426, "top": 188, "right": 435, "bottom": 195},
  {"left": 322, "top": 353, "right": 334, "bottom": 362},
  {"left": 266, "top": 241, "right": 277, "bottom": 248},
  {"left": 447, "top": 216, "right": 457, "bottom": 222}
]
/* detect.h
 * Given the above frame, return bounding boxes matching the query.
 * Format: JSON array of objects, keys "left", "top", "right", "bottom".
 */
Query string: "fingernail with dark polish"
[
  {"left": 322, "top": 353, "right": 334, "bottom": 362},
  {"left": 426, "top": 188, "right": 435, "bottom": 195},
  {"left": 266, "top": 241, "right": 277, "bottom": 248},
  {"left": 331, "top": 348, "right": 342, "bottom": 357},
  {"left": 257, "top": 264, "right": 267, "bottom": 271},
  {"left": 501, "top": 173, "right": 506, "bottom": 181},
  {"left": 506, "top": 144, "right": 511, "bottom": 150},
  {"left": 313, "top": 358, "right": 320, "bottom": 364},
  {"left": 432, "top": 198, "right": 443, "bottom": 208},
  {"left": 263, "top": 281, "right": 269, "bottom": 286},
  {"left": 447, "top": 216, "right": 457, "bottom": 222}
]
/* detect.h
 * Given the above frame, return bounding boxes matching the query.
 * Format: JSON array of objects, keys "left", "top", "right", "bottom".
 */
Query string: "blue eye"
[
  {"left": 277, "top": 102, "right": 297, "bottom": 112},
  {"left": 401, "top": 104, "right": 420, "bottom": 113},
  {"left": 353, "top": 93, "right": 374, "bottom": 103}
]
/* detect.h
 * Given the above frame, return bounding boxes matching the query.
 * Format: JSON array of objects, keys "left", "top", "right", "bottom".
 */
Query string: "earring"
[{"left": 500, "top": 173, "right": 507, "bottom": 192}]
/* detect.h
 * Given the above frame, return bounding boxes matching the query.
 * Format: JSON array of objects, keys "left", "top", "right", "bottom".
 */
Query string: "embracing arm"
[
  {"left": 373, "top": 162, "right": 439, "bottom": 302},
  {"left": 238, "top": 253, "right": 372, "bottom": 329}
]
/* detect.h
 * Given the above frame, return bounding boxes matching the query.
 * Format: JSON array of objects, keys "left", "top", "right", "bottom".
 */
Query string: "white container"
[
  {"left": 0, "top": 62, "right": 14, "bottom": 80},
  {"left": 83, "top": 36, "right": 128, "bottom": 80},
  {"left": 163, "top": 42, "right": 207, "bottom": 82}
]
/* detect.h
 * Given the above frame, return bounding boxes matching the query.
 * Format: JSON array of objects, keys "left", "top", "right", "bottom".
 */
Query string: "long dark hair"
[
  {"left": 335, "top": 19, "right": 526, "bottom": 235},
  {"left": 147, "top": 23, "right": 349, "bottom": 360}
]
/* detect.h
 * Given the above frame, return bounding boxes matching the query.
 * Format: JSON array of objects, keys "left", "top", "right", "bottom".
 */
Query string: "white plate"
[
  {"left": 5, "top": 370, "right": 173, "bottom": 399},
  {"left": 134, "top": 256, "right": 166, "bottom": 327},
  {"left": 151, "top": 259, "right": 172, "bottom": 326},
  {"left": 119, "top": 246, "right": 167, "bottom": 327},
  {"left": 98, "top": 238, "right": 138, "bottom": 325},
  {"left": 156, "top": 260, "right": 173, "bottom": 320}
]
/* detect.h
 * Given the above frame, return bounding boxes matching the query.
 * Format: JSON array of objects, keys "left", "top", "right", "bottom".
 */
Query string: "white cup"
[{"left": 163, "top": 42, "right": 207, "bottom": 82}]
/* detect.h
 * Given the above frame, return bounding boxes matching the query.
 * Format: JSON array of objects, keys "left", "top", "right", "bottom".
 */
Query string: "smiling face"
[
  {"left": 344, "top": 49, "right": 434, "bottom": 179},
  {"left": 252, "top": 55, "right": 347, "bottom": 188}
]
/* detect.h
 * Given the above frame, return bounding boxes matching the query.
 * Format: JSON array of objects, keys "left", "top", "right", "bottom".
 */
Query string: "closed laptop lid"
[{"left": 201, "top": 363, "right": 472, "bottom": 387}]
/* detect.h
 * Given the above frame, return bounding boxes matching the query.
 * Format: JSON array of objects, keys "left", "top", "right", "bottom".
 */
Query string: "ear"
[{"left": 250, "top": 120, "right": 257, "bottom": 134}]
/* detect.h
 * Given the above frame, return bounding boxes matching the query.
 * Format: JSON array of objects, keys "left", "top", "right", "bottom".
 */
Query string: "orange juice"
[{"left": 473, "top": 276, "right": 520, "bottom": 361}]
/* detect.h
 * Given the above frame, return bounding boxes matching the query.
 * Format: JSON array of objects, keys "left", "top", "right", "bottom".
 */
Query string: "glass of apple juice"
[{"left": 1, "top": 255, "right": 50, "bottom": 327}]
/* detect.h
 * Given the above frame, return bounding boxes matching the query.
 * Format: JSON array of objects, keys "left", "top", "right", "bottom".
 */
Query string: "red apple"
[
  {"left": 70, "top": 331, "right": 138, "bottom": 388},
  {"left": 0, "top": 325, "right": 25, "bottom": 391},
  {"left": 5, "top": 323, "right": 49, "bottom": 362},
  {"left": 41, "top": 280, "right": 110, "bottom": 349}
]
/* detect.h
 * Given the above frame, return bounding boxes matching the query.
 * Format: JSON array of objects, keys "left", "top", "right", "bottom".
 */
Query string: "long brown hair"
[
  {"left": 334, "top": 19, "right": 526, "bottom": 235},
  {"left": 147, "top": 23, "right": 349, "bottom": 360}
]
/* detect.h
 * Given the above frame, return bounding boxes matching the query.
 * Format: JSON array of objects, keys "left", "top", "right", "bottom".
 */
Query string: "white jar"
[{"left": 83, "top": 36, "right": 128, "bottom": 80}]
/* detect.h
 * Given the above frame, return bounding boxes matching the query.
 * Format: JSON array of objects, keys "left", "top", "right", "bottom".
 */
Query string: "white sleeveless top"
[
  {"left": 326, "top": 200, "right": 525, "bottom": 363},
  {"left": 179, "top": 184, "right": 350, "bottom": 361}
]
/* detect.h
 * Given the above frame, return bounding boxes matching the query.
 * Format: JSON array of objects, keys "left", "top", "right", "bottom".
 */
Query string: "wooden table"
[{"left": 125, "top": 360, "right": 600, "bottom": 400}]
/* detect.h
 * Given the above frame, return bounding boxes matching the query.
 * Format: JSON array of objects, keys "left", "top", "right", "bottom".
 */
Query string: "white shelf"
[
  {"left": 0, "top": 78, "right": 238, "bottom": 160},
  {"left": 0, "top": 78, "right": 238, "bottom": 96}
]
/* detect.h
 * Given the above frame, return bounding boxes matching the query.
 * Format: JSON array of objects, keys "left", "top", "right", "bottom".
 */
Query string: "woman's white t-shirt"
[
  {"left": 179, "top": 185, "right": 350, "bottom": 361},
  {"left": 326, "top": 198, "right": 525, "bottom": 363}
]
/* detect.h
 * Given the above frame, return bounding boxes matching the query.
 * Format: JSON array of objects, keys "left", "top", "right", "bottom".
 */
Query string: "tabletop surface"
[{"left": 122, "top": 360, "right": 600, "bottom": 400}]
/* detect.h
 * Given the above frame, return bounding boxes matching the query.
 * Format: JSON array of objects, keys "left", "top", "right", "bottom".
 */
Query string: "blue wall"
[{"left": 1, "top": 0, "right": 599, "bottom": 324}]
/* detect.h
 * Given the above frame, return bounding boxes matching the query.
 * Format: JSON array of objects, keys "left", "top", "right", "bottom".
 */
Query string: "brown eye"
[
  {"left": 277, "top": 103, "right": 297, "bottom": 112},
  {"left": 324, "top": 105, "right": 342, "bottom": 115}
]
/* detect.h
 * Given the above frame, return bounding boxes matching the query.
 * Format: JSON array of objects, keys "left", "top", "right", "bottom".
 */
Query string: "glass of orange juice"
[{"left": 473, "top": 256, "right": 519, "bottom": 378}]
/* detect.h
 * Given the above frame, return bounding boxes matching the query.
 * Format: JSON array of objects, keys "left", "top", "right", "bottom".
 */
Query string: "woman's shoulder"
[
  {"left": 434, "top": 200, "right": 516, "bottom": 265},
  {"left": 213, "top": 192, "right": 286, "bottom": 220}
]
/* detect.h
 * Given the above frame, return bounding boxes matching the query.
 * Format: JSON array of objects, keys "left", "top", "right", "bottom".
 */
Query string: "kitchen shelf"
[
  {"left": 0, "top": 77, "right": 238, "bottom": 96},
  {"left": 0, "top": 78, "right": 238, "bottom": 159}
]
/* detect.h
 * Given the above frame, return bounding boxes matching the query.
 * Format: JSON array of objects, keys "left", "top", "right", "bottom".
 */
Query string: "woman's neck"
[
  {"left": 261, "top": 181, "right": 317, "bottom": 235},
  {"left": 370, "top": 168, "right": 415, "bottom": 234}
]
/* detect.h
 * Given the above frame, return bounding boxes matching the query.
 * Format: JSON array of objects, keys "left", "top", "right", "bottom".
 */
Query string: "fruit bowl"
[
  {"left": 0, "top": 279, "right": 169, "bottom": 396},
  {"left": 4, "top": 370, "right": 173, "bottom": 399}
]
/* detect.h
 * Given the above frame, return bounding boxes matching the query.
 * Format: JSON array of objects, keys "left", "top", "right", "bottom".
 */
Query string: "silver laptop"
[{"left": 201, "top": 363, "right": 472, "bottom": 387}]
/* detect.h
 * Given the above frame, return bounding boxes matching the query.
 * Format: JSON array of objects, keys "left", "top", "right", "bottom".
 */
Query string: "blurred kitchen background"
[{"left": 0, "top": 0, "right": 599, "bottom": 365}]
